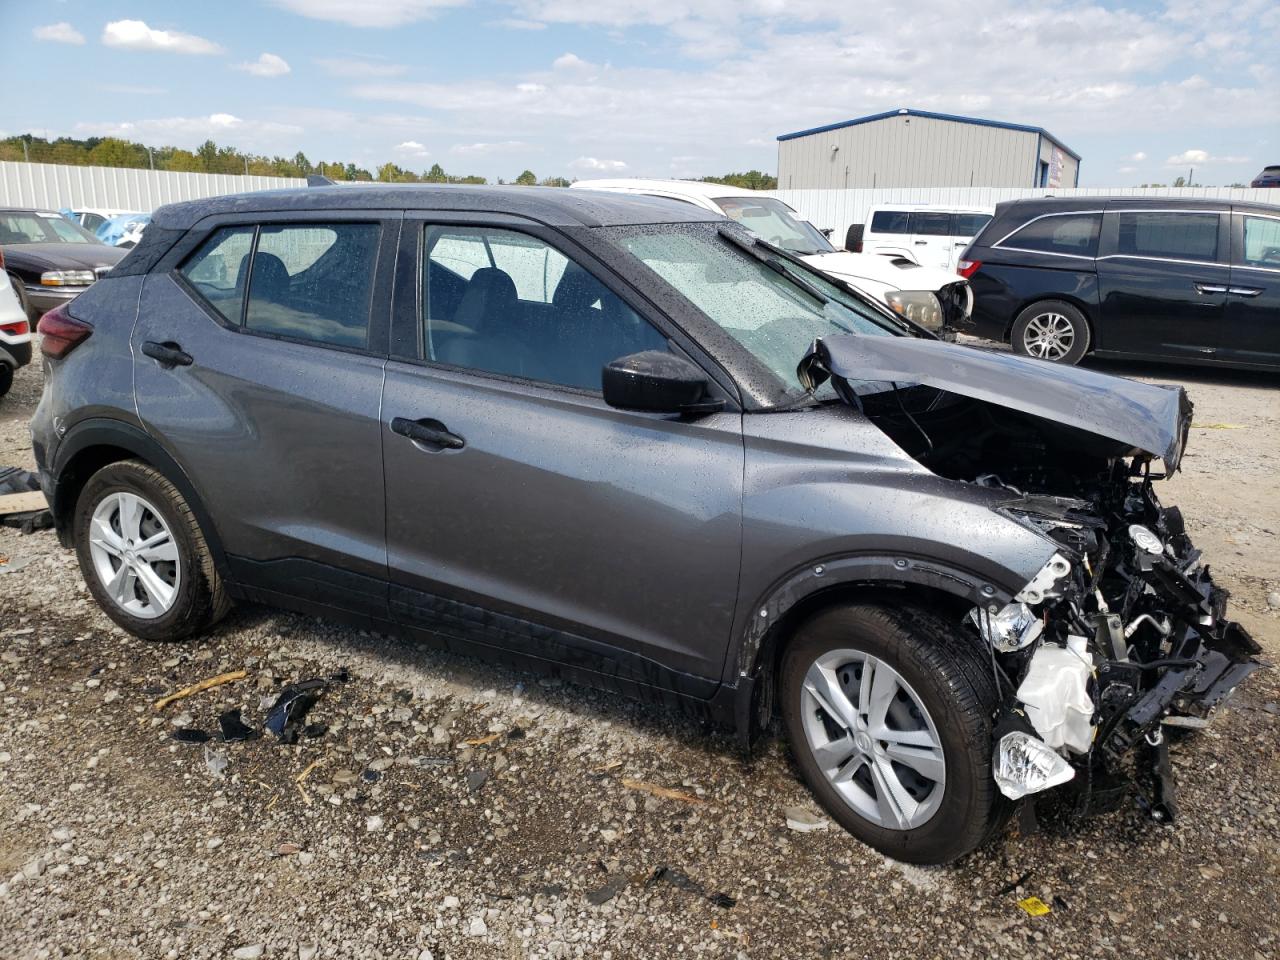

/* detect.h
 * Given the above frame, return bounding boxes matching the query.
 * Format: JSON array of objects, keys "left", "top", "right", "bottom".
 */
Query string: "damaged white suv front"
[{"left": 800, "top": 334, "right": 1262, "bottom": 823}]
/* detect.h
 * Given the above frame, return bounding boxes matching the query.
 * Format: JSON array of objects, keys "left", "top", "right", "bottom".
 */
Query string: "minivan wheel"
[
  {"left": 781, "top": 604, "right": 1008, "bottom": 864},
  {"left": 74, "top": 460, "right": 230, "bottom": 641},
  {"left": 1011, "top": 300, "right": 1090, "bottom": 364}
]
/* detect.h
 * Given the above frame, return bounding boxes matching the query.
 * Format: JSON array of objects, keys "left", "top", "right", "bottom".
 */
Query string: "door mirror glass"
[{"left": 602, "top": 351, "right": 723, "bottom": 415}]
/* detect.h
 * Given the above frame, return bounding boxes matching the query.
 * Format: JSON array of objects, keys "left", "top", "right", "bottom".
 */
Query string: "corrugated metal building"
[{"left": 776, "top": 108, "right": 1080, "bottom": 190}]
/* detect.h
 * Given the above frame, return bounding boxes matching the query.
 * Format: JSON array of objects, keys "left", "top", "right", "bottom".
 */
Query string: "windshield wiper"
[{"left": 718, "top": 228, "right": 829, "bottom": 306}]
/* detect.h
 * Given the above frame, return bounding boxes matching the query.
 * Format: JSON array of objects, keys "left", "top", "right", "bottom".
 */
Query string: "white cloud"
[
  {"left": 492, "top": 18, "right": 546, "bottom": 30},
  {"left": 1127, "top": 151, "right": 1147, "bottom": 162},
  {"left": 1117, "top": 166, "right": 1137, "bottom": 174},
  {"left": 394, "top": 140, "right": 431, "bottom": 158},
  {"left": 552, "top": 53, "right": 590, "bottom": 70},
  {"left": 316, "top": 57, "right": 408, "bottom": 78},
  {"left": 102, "top": 20, "right": 224, "bottom": 55},
  {"left": 570, "top": 157, "right": 628, "bottom": 171},
  {"left": 1166, "top": 148, "right": 1250, "bottom": 165},
  {"left": 236, "top": 53, "right": 291, "bottom": 77},
  {"left": 34, "top": 22, "right": 85, "bottom": 45},
  {"left": 73, "top": 114, "right": 302, "bottom": 149},
  {"left": 451, "top": 141, "right": 530, "bottom": 155},
  {"left": 271, "top": 0, "right": 467, "bottom": 27}
]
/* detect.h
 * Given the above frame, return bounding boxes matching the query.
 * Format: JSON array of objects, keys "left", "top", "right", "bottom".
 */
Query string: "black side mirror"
[
  {"left": 602, "top": 351, "right": 725, "bottom": 416},
  {"left": 820, "top": 227, "right": 833, "bottom": 238}
]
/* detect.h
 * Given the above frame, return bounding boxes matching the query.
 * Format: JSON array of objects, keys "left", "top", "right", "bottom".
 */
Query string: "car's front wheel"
[
  {"left": 73, "top": 460, "right": 230, "bottom": 641},
  {"left": 1011, "top": 300, "right": 1090, "bottom": 364},
  {"left": 781, "top": 603, "right": 1007, "bottom": 864},
  {"left": 9, "top": 274, "right": 38, "bottom": 325}
]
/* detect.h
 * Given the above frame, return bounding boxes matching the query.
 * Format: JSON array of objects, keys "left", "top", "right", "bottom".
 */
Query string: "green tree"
[
  {"left": 514, "top": 169, "right": 537, "bottom": 186},
  {"left": 540, "top": 176, "right": 572, "bottom": 188},
  {"left": 700, "top": 170, "right": 778, "bottom": 190}
]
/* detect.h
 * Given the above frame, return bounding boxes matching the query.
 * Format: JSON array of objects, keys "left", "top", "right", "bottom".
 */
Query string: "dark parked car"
[
  {"left": 32, "top": 186, "right": 1257, "bottom": 864},
  {"left": 959, "top": 197, "right": 1280, "bottom": 369},
  {"left": 1251, "top": 165, "right": 1280, "bottom": 188},
  {"left": 0, "top": 208, "right": 126, "bottom": 322}
]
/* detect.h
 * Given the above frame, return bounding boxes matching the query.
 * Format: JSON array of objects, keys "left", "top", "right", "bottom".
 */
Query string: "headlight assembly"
[
  {"left": 883, "top": 290, "right": 944, "bottom": 331},
  {"left": 40, "top": 270, "right": 96, "bottom": 287}
]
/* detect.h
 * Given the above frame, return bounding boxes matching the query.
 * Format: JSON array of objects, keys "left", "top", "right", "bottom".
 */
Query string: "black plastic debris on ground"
[
  {"left": 172, "top": 728, "right": 211, "bottom": 744},
  {"left": 265, "top": 679, "right": 329, "bottom": 744},
  {"left": 0, "top": 466, "right": 53, "bottom": 533},
  {"left": 218, "top": 707, "right": 259, "bottom": 742},
  {"left": 645, "top": 865, "right": 736, "bottom": 909},
  {"left": 585, "top": 874, "right": 627, "bottom": 906}
]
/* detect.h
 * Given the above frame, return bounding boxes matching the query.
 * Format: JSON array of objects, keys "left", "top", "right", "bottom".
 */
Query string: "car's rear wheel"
[
  {"left": 781, "top": 603, "right": 1008, "bottom": 864},
  {"left": 74, "top": 460, "right": 230, "bottom": 641},
  {"left": 1011, "top": 300, "right": 1090, "bottom": 364}
]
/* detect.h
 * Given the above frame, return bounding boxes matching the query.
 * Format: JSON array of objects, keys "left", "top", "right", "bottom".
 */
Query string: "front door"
[
  {"left": 381, "top": 218, "right": 745, "bottom": 692},
  {"left": 1223, "top": 211, "right": 1280, "bottom": 367},
  {"left": 1097, "top": 208, "right": 1230, "bottom": 360},
  {"left": 132, "top": 214, "right": 398, "bottom": 617}
]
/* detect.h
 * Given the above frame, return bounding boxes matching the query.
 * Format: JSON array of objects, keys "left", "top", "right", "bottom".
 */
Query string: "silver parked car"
[{"left": 31, "top": 185, "right": 1258, "bottom": 864}]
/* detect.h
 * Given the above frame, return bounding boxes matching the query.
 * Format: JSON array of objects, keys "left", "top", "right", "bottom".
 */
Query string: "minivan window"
[
  {"left": 1000, "top": 213, "right": 1101, "bottom": 257},
  {"left": 179, "top": 226, "right": 256, "bottom": 324},
  {"left": 1116, "top": 211, "right": 1219, "bottom": 263},
  {"left": 1241, "top": 216, "right": 1280, "bottom": 268},
  {"left": 422, "top": 225, "right": 665, "bottom": 391},
  {"left": 245, "top": 223, "right": 380, "bottom": 348},
  {"left": 870, "top": 210, "right": 910, "bottom": 234}
]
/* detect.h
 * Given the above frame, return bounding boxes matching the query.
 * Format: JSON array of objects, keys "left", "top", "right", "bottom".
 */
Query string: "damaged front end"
[{"left": 799, "top": 334, "right": 1263, "bottom": 822}]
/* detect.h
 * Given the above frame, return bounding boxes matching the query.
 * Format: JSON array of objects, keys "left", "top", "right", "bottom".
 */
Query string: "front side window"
[
  {"left": 1116, "top": 211, "right": 1219, "bottom": 262},
  {"left": 179, "top": 226, "right": 255, "bottom": 323},
  {"left": 245, "top": 223, "right": 380, "bottom": 348},
  {"left": 1241, "top": 216, "right": 1280, "bottom": 268},
  {"left": 870, "top": 210, "right": 910, "bottom": 234},
  {"left": 613, "top": 224, "right": 902, "bottom": 397},
  {"left": 713, "top": 197, "right": 833, "bottom": 255},
  {"left": 1000, "top": 213, "right": 1100, "bottom": 256},
  {"left": 422, "top": 225, "right": 665, "bottom": 391}
]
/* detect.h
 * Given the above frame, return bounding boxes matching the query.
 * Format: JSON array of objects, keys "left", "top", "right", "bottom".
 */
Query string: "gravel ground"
[{"left": 1, "top": 353, "right": 1278, "bottom": 960}]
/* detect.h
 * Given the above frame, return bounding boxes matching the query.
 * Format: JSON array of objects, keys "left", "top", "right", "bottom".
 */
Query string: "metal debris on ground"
[
  {"left": 154, "top": 670, "right": 249, "bottom": 710},
  {"left": 218, "top": 708, "right": 259, "bottom": 742},
  {"left": 620, "top": 778, "right": 705, "bottom": 804},
  {"left": 1017, "top": 896, "right": 1052, "bottom": 917}
]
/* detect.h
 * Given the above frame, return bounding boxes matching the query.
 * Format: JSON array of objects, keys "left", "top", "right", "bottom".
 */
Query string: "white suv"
[
  {"left": 0, "top": 265, "right": 33, "bottom": 398},
  {"left": 852, "top": 205, "right": 993, "bottom": 271},
  {"left": 572, "top": 179, "right": 972, "bottom": 334}
]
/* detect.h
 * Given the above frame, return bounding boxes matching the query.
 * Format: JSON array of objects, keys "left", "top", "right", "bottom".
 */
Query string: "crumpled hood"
[
  {"left": 798, "top": 334, "right": 1193, "bottom": 470},
  {"left": 800, "top": 251, "right": 960, "bottom": 292}
]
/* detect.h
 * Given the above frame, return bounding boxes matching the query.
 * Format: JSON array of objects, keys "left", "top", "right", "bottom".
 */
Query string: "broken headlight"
[
  {"left": 967, "top": 602, "right": 1043, "bottom": 653},
  {"left": 993, "top": 731, "right": 1075, "bottom": 800}
]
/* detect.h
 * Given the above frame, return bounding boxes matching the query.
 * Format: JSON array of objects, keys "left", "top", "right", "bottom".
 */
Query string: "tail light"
[
  {"left": 37, "top": 303, "right": 94, "bottom": 359},
  {"left": 957, "top": 259, "right": 982, "bottom": 279},
  {"left": 0, "top": 247, "right": 6, "bottom": 269},
  {"left": 1, "top": 318, "right": 29, "bottom": 337}
]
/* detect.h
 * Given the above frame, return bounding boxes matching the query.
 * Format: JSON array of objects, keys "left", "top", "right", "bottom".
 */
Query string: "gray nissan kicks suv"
[{"left": 32, "top": 185, "right": 1258, "bottom": 864}]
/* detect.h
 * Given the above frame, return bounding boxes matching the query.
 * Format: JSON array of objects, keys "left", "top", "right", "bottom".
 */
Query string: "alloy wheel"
[
  {"left": 799, "top": 649, "right": 946, "bottom": 830},
  {"left": 1021, "top": 312, "right": 1076, "bottom": 360},
  {"left": 87, "top": 492, "right": 181, "bottom": 619}
]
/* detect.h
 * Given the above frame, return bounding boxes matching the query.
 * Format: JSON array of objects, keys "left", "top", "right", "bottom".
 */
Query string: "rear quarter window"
[
  {"left": 869, "top": 211, "right": 910, "bottom": 234},
  {"left": 998, "top": 213, "right": 1100, "bottom": 257}
]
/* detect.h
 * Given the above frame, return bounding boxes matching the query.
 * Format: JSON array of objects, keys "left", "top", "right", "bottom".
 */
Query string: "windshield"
[
  {"left": 0, "top": 212, "right": 99, "bottom": 244},
  {"left": 613, "top": 223, "right": 909, "bottom": 398},
  {"left": 713, "top": 196, "right": 834, "bottom": 255}
]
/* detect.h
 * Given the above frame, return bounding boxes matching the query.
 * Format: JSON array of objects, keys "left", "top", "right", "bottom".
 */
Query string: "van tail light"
[
  {"left": 0, "top": 319, "right": 28, "bottom": 337},
  {"left": 37, "top": 303, "right": 94, "bottom": 359},
  {"left": 0, "top": 247, "right": 6, "bottom": 269},
  {"left": 957, "top": 259, "right": 982, "bottom": 279}
]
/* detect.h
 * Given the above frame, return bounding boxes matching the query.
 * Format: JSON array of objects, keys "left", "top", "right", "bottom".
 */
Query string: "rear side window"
[
  {"left": 1241, "top": 216, "right": 1280, "bottom": 268},
  {"left": 1000, "top": 213, "right": 1100, "bottom": 256},
  {"left": 870, "top": 211, "right": 910, "bottom": 234},
  {"left": 180, "top": 226, "right": 255, "bottom": 323},
  {"left": 909, "top": 212, "right": 952, "bottom": 236},
  {"left": 952, "top": 213, "right": 992, "bottom": 237},
  {"left": 1116, "top": 211, "right": 1219, "bottom": 262}
]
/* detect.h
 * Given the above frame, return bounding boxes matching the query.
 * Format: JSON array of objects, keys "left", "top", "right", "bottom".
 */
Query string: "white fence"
[
  {"left": 769, "top": 186, "right": 1278, "bottom": 245},
  {"left": 0, "top": 161, "right": 303, "bottom": 213}
]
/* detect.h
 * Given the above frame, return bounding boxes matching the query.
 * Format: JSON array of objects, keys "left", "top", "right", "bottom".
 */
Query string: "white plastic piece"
[
  {"left": 993, "top": 731, "right": 1075, "bottom": 800},
  {"left": 1016, "top": 635, "right": 1095, "bottom": 754}
]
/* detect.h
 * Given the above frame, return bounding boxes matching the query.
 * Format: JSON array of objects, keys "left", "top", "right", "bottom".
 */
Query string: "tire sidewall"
[
  {"left": 781, "top": 606, "right": 996, "bottom": 863},
  {"left": 73, "top": 463, "right": 207, "bottom": 641},
  {"left": 1011, "top": 300, "right": 1090, "bottom": 364}
]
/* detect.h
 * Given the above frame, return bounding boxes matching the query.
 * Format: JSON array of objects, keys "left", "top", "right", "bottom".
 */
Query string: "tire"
[
  {"left": 1011, "top": 300, "right": 1090, "bottom": 364},
  {"left": 9, "top": 274, "right": 38, "bottom": 326},
  {"left": 73, "top": 460, "right": 231, "bottom": 641},
  {"left": 781, "top": 603, "right": 1008, "bottom": 864},
  {"left": 0, "top": 364, "right": 11, "bottom": 398}
]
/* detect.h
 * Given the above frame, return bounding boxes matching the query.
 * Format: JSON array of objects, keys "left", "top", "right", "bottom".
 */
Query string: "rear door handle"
[
  {"left": 1193, "top": 283, "right": 1228, "bottom": 295},
  {"left": 141, "top": 340, "right": 193, "bottom": 367},
  {"left": 1228, "top": 286, "right": 1263, "bottom": 297},
  {"left": 390, "top": 416, "right": 465, "bottom": 450},
  {"left": 913, "top": 240, "right": 928, "bottom": 245}
]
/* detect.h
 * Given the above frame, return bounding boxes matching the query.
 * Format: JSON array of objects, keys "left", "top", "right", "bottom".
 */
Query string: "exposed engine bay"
[{"left": 798, "top": 335, "right": 1262, "bottom": 822}]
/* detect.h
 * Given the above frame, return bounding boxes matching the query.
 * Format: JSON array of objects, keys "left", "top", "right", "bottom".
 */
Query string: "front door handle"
[
  {"left": 1193, "top": 283, "right": 1228, "bottom": 295},
  {"left": 913, "top": 240, "right": 928, "bottom": 245},
  {"left": 391, "top": 416, "right": 465, "bottom": 450},
  {"left": 141, "top": 340, "right": 193, "bottom": 367},
  {"left": 1228, "top": 286, "right": 1263, "bottom": 297}
]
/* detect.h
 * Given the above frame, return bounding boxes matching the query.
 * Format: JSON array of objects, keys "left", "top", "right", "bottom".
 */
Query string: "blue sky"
[{"left": 2, "top": 0, "right": 1276, "bottom": 185}]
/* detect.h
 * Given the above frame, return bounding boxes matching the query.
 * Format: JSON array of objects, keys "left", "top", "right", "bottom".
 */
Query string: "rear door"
[
  {"left": 907, "top": 211, "right": 954, "bottom": 269},
  {"left": 380, "top": 216, "right": 745, "bottom": 692},
  {"left": 1097, "top": 208, "right": 1230, "bottom": 360},
  {"left": 1224, "top": 210, "right": 1280, "bottom": 367},
  {"left": 132, "top": 212, "right": 399, "bottom": 619}
]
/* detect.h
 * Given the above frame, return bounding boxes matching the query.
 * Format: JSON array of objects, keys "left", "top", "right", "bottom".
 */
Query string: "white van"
[
  {"left": 850, "top": 205, "right": 993, "bottom": 272},
  {"left": 572, "top": 179, "right": 972, "bottom": 334}
]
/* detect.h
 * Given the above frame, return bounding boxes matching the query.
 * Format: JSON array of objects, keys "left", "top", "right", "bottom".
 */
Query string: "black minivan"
[{"left": 960, "top": 197, "right": 1280, "bottom": 369}]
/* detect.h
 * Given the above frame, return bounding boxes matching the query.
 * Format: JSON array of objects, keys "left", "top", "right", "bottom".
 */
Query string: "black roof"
[
  {"left": 994, "top": 195, "right": 1280, "bottom": 216},
  {"left": 151, "top": 184, "right": 723, "bottom": 231}
]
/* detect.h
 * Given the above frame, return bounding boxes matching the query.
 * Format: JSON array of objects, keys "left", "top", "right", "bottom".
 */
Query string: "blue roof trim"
[{"left": 776, "top": 108, "right": 1081, "bottom": 162}]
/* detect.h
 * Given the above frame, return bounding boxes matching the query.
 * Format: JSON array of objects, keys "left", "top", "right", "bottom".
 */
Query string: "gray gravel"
[{"left": 2, "top": 356, "right": 1278, "bottom": 959}]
